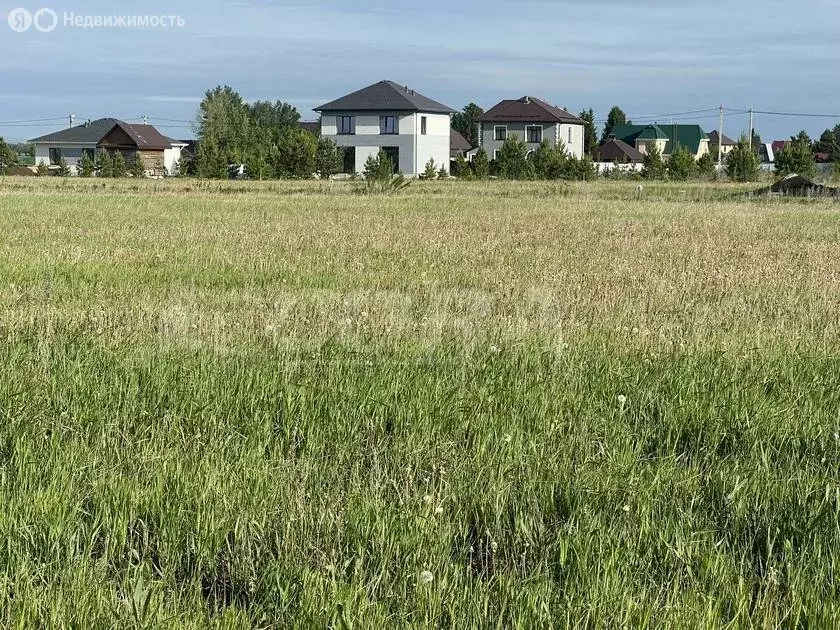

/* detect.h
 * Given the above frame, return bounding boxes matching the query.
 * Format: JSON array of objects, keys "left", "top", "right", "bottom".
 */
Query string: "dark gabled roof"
[
  {"left": 117, "top": 123, "right": 171, "bottom": 150},
  {"left": 450, "top": 128, "right": 472, "bottom": 153},
  {"left": 595, "top": 138, "right": 644, "bottom": 163},
  {"left": 30, "top": 118, "right": 171, "bottom": 150},
  {"left": 314, "top": 80, "right": 455, "bottom": 114},
  {"left": 708, "top": 130, "right": 736, "bottom": 146},
  {"left": 611, "top": 123, "right": 709, "bottom": 155},
  {"left": 29, "top": 117, "right": 120, "bottom": 144},
  {"left": 478, "top": 96, "right": 584, "bottom": 125}
]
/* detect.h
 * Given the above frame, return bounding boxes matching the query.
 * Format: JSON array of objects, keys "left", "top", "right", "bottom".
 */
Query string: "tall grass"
[{"left": 0, "top": 178, "right": 839, "bottom": 627}]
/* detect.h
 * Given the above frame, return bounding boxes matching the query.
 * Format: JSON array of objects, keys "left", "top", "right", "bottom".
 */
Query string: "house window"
[
  {"left": 421, "top": 116, "right": 427, "bottom": 135},
  {"left": 494, "top": 126, "right": 507, "bottom": 141},
  {"left": 342, "top": 147, "right": 355, "bottom": 174},
  {"left": 338, "top": 116, "right": 355, "bottom": 135},
  {"left": 48, "top": 148, "right": 62, "bottom": 165},
  {"left": 568, "top": 128, "right": 572, "bottom": 143},
  {"left": 526, "top": 125, "right": 542, "bottom": 143},
  {"left": 493, "top": 149, "right": 500, "bottom": 161},
  {"left": 379, "top": 116, "right": 398, "bottom": 135}
]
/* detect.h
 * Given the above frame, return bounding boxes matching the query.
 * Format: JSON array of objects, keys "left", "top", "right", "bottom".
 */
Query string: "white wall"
[
  {"left": 560, "top": 124, "right": 584, "bottom": 158},
  {"left": 414, "top": 113, "right": 451, "bottom": 175},
  {"left": 35, "top": 143, "right": 97, "bottom": 174},
  {"left": 320, "top": 111, "right": 451, "bottom": 176}
]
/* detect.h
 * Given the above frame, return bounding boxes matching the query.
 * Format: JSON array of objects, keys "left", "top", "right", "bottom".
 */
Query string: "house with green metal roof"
[{"left": 608, "top": 124, "right": 710, "bottom": 159}]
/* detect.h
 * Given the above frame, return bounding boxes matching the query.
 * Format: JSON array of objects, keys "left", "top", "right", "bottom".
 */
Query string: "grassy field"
[{"left": 1, "top": 177, "right": 840, "bottom": 628}]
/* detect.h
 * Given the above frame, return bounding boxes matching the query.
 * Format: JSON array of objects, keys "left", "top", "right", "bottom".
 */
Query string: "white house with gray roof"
[{"left": 315, "top": 80, "right": 455, "bottom": 177}]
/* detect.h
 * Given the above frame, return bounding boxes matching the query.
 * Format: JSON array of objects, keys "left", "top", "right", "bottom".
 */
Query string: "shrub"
[
  {"left": 112, "top": 152, "right": 127, "bottom": 178},
  {"left": 696, "top": 152, "right": 716, "bottom": 179},
  {"left": 497, "top": 135, "right": 532, "bottom": 180},
  {"left": 667, "top": 146, "right": 697, "bottom": 181},
  {"left": 275, "top": 128, "right": 317, "bottom": 179},
  {"left": 95, "top": 152, "right": 113, "bottom": 178},
  {"left": 57, "top": 157, "right": 71, "bottom": 178},
  {"left": 642, "top": 144, "right": 667, "bottom": 180},
  {"left": 422, "top": 158, "right": 437, "bottom": 180},
  {"left": 725, "top": 138, "right": 761, "bottom": 182},
  {"left": 36, "top": 162, "right": 50, "bottom": 177},
  {"left": 472, "top": 148, "right": 490, "bottom": 180},
  {"left": 130, "top": 154, "right": 146, "bottom": 178},
  {"left": 314, "top": 137, "right": 342, "bottom": 180},
  {"left": 775, "top": 139, "right": 816, "bottom": 178},
  {"left": 437, "top": 165, "right": 448, "bottom": 180},
  {"left": 355, "top": 150, "right": 411, "bottom": 195},
  {"left": 78, "top": 152, "right": 95, "bottom": 178},
  {"left": 453, "top": 153, "right": 470, "bottom": 178}
]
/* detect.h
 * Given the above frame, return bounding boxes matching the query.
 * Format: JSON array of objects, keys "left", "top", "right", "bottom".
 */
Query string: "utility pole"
[
  {"left": 69, "top": 113, "right": 75, "bottom": 129},
  {"left": 143, "top": 114, "right": 148, "bottom": 125},
  {"left": 717, "top": 105, "right": 724, "bottom": 172},
  {"left": 748, "top": 109, "right": 754, "bottom": 151}
]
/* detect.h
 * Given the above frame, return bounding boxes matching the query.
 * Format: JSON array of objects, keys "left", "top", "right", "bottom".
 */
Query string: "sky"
[{"left": 1, "top": 0, "right": 839, "bottom": 144}]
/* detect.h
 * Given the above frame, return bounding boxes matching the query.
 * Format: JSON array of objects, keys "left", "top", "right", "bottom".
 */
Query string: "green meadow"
[{"left": 1, "top": 178, "right": 840, "bottom": 628}]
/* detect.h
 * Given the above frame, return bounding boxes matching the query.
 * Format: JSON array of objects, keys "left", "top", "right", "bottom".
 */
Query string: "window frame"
[
  {"left": 526, "top": 125, "right": 543, "bottom": 144},
  {"left": 48, "top": 147, "right": 62, "bottom": 165},
  {"left": 493, "top": 149, "right": 500, "bottom": 161},
  {"left": 494, "top": 126, "right": 508, "bottom": 142},
  {"left": 421, "top": 116, "right": 427, "bottom": 135},
  {"left": 379, "top": 115, "right": 398, "bottom": 135},
  {"left": 338, "top": 115, "right": 356, "bottom": 135}
]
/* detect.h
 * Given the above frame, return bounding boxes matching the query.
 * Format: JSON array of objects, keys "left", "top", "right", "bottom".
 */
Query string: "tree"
[
  {"left": 641, "top": 144, "right": 666, "bottom": 179},
  {"left": 666, "top": 146, "right": 697, "bottom": 181},
  {"left": 579, "top": 108, "right": 597, "bottom": 156},
  {"left": 36, "top": 162, "right": 49, "bottom": 176},
  {"left": 274, "top": 128, "right": 316, "bottom": 179},
  {"left": 130, "top": 153, "right": 146, "bottom": 178},
  {"left": 472, "top": 147, "right": 490, "bottom": 180},
  {"left": 600, "top": 106, "right": 629, "bottom": 144},
  {"left": 195, "top": 85, "right": 252, "bottom": 178},
  {"left": 725, "top": 137, "right": 761, "bottom": 182},
  {"left": 0, "top": 137, "right": 18, "bottom": 174},
  {"left": 790, "top": 130, "right": 813, "bottom": 149},
  {"left": 422, "top": 158, "right": 437, "bottom": 180},
  {"left": 314, "top": 137, "right": 342, "bottom": 180},
  {"left": 437, "top": 165, "right": 448, "bottom": 180},
  {"left": 750, "top": 130, "right": 763, "bottom": 156},
  {"left": 57, "top": 157, "right": 71, "bottom": 177},
  {"left": 95, "top": 152, "right": 113, "bottom": 178},
  {"left": 530, "top": 139, "right": 567, "bottom": 179},
  {"left": 112, "top": 151, "right": 127, "bottom": 177},
  {"left": 452, "top": 103, "right": 484, "bottom": 148},
  {"left": 816, "top": 124, "right": 840, "bottom": 162},
  {"left": 453, "top": 153, "right": 470, "bottom": 178},
  {"left": 364, "top": 150, "right": 394, "bottom": 181},
  {"left": 697, "top": 152, "right": 716, "bottom": 179},
  {"left": 78, "top": 152, "right": 95, "bottom": 177},
  {"left": 497, "top": 135, "right": 532, "bottom": 179},
  {"left": 775, "top": 137, "right": 816, "bottom": 178}
]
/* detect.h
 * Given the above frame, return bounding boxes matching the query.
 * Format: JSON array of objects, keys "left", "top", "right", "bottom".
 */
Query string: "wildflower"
[
  {"left": 490, "top": 345, "right": 501, "bottom": 354},
  {"left": 438, "top": 466, "right": 446, "bottom": 476},
  {"left": 490, "top": 541, "right": 498, "bottom": 553},
  {"left": 503, "top": 434, "right": 512, "bottom": 444},
  {"left": 419, "top": 570, "right": 434, "bottom": 584},
  {"left": 618, "top": 395, "right": 627, "bottom": 408},
  {"left": 423, "top": 494, "right": 433, "bottom": 505},
  {"left": 435, "top": 506, "right": 444, "bottom": 515},
  {"left": 623, "top": 505, "right": 630, "bottom": 513}
]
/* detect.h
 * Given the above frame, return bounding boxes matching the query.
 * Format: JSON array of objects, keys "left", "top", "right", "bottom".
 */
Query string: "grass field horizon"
[{"left": 2, "top": 178, "right": 839, "bottom": 628}]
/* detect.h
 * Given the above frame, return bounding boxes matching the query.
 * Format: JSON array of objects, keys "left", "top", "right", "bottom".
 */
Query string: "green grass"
[{"left": 1, "top": 178, "right": 840, "bottom": 628}]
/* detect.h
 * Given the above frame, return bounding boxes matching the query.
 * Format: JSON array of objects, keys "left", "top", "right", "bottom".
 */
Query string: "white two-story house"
[{"left": 315, "top": 80, "right": 455, "bottom": 177}]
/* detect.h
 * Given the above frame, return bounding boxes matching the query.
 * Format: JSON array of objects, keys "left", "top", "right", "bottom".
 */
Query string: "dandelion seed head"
[
  {"left": 435, "top": 506, "right": 444, "bottom": 515},
  {"left": 623, "top": 505, "right": 631, "bottom": 513},
  {"left": 419, "top": 570, "right": 434, "bottom": 584}
]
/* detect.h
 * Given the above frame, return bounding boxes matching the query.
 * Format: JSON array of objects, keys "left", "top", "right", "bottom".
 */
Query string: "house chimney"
[
  {"left": 404, "top": 85, "right": 409, "bottom": 92},
  {"left": 524, "top": 96, "right": 530, "bottom": 104},
  {"left": 410, "top": 89, "right": 415, "bottom": 96}
]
